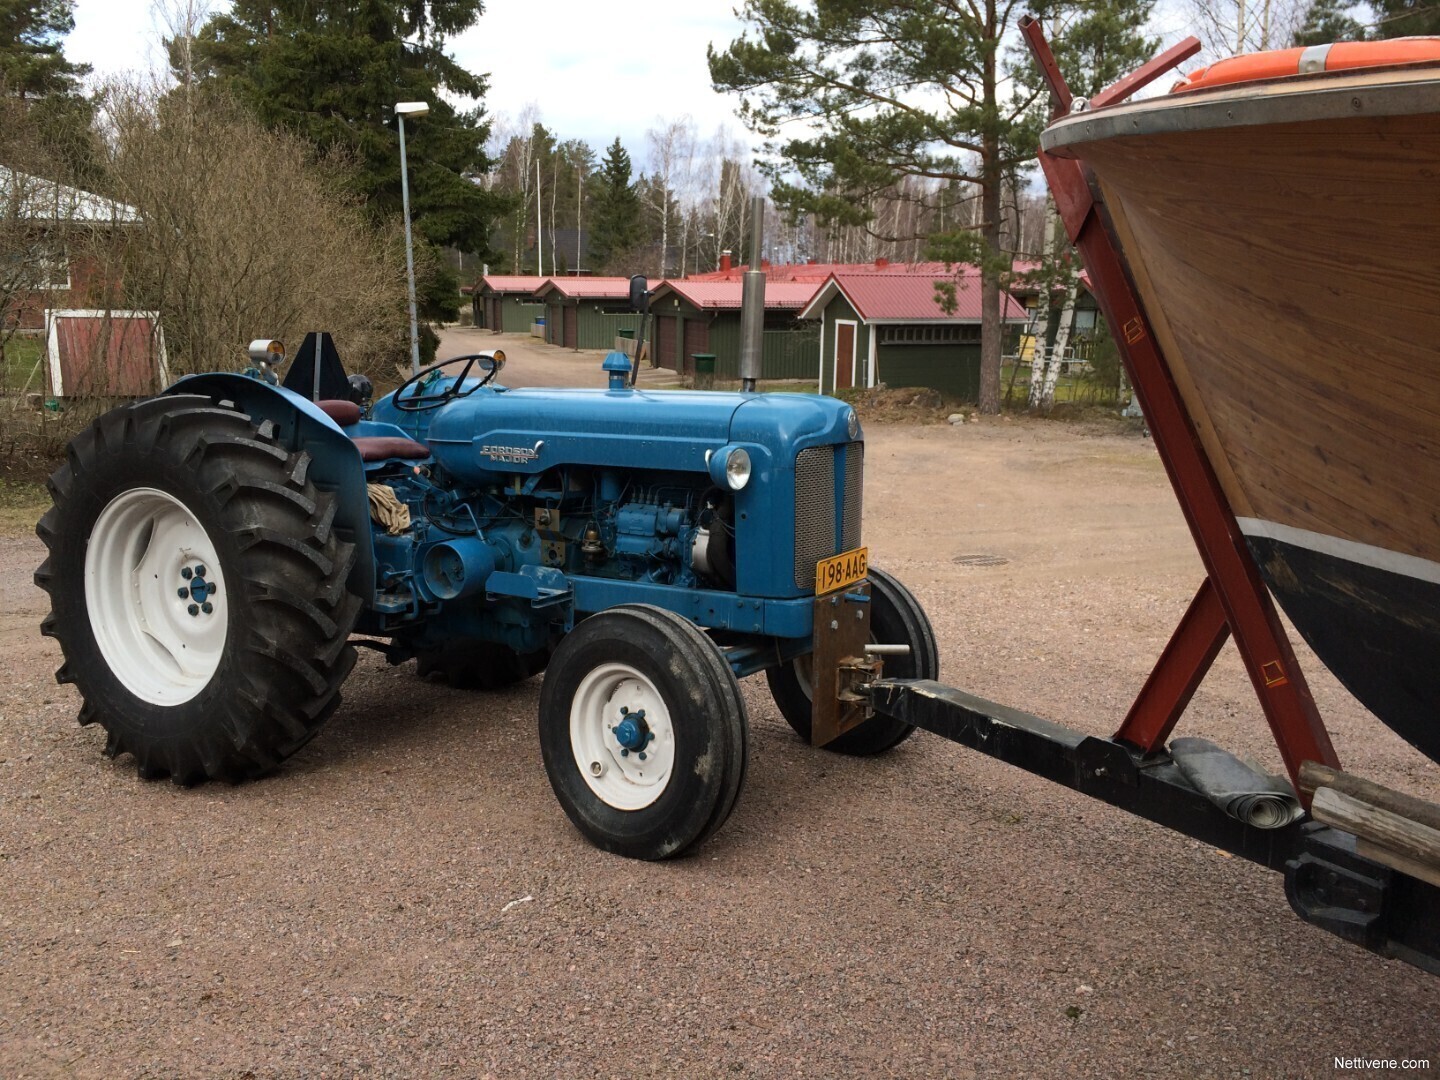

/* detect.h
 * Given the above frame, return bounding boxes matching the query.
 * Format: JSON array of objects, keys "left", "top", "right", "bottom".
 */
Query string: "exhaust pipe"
[{"left": 738, "top": 195, "right": 766, "bottom": 393}]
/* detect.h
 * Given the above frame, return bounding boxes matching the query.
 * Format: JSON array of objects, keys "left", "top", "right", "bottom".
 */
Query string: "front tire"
[
  {"left": 35, "top": 394, "right": 363, "bottom": 784},
  {"left": 539, "top": 606, "right": 748, "bottom": 860},
  {"left": 767, "top": 566, "right": 938, "bottom": 755}
]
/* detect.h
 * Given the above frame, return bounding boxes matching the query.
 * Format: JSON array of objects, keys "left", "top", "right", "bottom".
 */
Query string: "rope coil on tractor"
[
  {"left": 1171, "top": 36, "right": 1440, "bottom": 92},
  {"left": 366, "top": 483, "right": 411, "bottom": 536}
]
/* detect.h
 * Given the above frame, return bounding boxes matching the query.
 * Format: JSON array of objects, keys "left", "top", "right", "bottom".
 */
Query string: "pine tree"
[
  {"left": 711, "top": 0, "right": 1156, "bottom": 412},
  {"left": 1294, "top": 0, "right": 1366, "bottom": 43},
  {"left": 0, "top": 1, "right": 96, "bottom": 180},
  {"left": 189, "top": 0, "right": 508, "bottom": 317},
  {"left": 588, "top": 138, "right": 642, "bottom": 273},
  {"left": 1368, "top": 0, "right": 1440, "bottom": 36},
  {"left": 0, "top": 0, "right": 86, "bottom": 98}
]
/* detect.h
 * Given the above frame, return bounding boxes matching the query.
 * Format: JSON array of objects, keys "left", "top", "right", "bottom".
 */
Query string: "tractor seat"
[
  {"left": 352, "top": 436, "right": 430, "bottom": 463},
  {"left": 317, "top": 399, "right": 362, "bottom": 426},
  {"left": 315, "top": 397, "right": 428, "bottom": 461}
]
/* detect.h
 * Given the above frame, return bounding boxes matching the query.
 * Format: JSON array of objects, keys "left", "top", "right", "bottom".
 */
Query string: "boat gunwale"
[{"left": 1041, "top": 66, "right": 1440, "bottom": 153}]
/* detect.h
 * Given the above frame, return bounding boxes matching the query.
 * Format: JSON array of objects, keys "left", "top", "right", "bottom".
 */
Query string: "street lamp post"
[{"left": 396, "top": 100, "right": 430, "bottom": 377}]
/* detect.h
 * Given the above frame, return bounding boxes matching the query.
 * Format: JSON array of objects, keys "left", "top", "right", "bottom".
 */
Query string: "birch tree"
[{"left": 646, "top": 117, "right": 697, "bottom": 278}]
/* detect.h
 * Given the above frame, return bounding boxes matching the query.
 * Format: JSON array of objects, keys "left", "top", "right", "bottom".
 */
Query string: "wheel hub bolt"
[
  {"left": 201, "top": 602, "right": 213, "bottom": 614},
  {"left": 187, "top": 604, "right": 200, "bottom": 616},
  {"left": 613, "top": 713, "right": 651, "bottom": 753},
  {"left": 177, "top": 587, "right": 190, "bottom": 599},
  {"left": 181, "top": 567, "right": 193, "bottom": 580}
]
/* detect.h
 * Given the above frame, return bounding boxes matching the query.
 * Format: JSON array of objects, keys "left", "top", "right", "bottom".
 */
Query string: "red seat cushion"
[
  {"left": 352, "top": 436, "right": 430, "bottom": 462},
  {"left": 317, "top": 399, "right": 362, "bottom": 426}
]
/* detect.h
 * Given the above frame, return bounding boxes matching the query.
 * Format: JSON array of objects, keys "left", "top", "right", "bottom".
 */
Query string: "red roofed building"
[
  {"left": 646, "top": 279, "right": 822, "bottom": 378},
  {"left": 687, "top": 257, "right": 958, "bottom": 284},
  {"left": 472, "top": 275, "right": 548, "bottom": 333},
  {"left": 798, "top": 272, "right": 1028, "bottom": 398},
  {"left": 1006, "top": 261, "right": 1103, "bottom": 365},
  {"left": 533, "top": 277, "right": 641, "bottom": 350}
]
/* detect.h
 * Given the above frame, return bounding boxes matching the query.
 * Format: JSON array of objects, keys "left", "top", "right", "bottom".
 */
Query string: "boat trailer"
[{"left": 863, "top": 23, "right": 1440, "bottom": 976}]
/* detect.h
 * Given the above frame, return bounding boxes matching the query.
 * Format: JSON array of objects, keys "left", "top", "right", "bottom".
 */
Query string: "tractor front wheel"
[
  {"left": 35, "top": 394, "right": 363, "bottom": 784},
  {"left": 767, "top": 566, "right": 938, "bottom": 756},
  {"left": 539, "top": 606, "right": 748, "bottom": 860}
]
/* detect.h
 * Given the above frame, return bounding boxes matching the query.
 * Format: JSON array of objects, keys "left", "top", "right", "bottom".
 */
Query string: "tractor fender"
[{"left": 166, "top": 373, "right": 375, "bottom": 601}]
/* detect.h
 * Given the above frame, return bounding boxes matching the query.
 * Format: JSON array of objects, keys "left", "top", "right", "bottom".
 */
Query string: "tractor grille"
[
  {"left": 794, "top": 447, "right": 835, "bottom": 588},
  {"left": 842, "top": 443, "right": 864, "bottom": 551},
  {"left": 793, "top": 442, "right": 864, "bottom": 589}
]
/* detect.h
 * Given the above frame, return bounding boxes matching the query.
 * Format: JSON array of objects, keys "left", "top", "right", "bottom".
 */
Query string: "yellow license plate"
[{"left": 815, "top": 546, "right": 868, "bottom": 595}]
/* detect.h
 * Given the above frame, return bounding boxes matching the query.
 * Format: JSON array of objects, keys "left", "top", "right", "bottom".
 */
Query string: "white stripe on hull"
[{"left": 1236, "top": 517, "right": 1440, "bottom": 587}]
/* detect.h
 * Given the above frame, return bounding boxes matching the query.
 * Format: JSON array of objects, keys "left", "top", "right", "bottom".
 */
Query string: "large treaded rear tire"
[
  {"left": 35, "top": 394, "right": 363, "bottom": 784},
  {"left": 767, "top": 566, "right": 938, "bottom": 756}
]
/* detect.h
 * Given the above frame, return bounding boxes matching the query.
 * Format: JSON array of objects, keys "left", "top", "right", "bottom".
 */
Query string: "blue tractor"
[{"left": 36, "top": 322, "right": 937, "bottom": 859}]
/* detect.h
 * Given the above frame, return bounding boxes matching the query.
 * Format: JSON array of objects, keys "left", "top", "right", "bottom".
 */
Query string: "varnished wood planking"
[{"left": 1078, "top": 111, "right": 1440, "bottom": 563}]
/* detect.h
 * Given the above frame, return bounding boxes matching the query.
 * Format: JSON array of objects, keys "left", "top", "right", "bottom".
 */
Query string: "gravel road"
[
  {"left": 2, "top": 390, "right": 1437, "bottom": 1078},
  {"left": 433, "top": 328, "right": 677, "bottom": 389}
]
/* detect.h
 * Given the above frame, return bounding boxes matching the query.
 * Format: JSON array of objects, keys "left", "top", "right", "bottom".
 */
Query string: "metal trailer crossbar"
[{"left": 866, "top": 22, "right": 1440, "bottom": 975}]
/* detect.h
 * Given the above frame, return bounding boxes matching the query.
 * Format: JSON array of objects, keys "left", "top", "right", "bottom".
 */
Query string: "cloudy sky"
[
  {"left": 66, "top": 1, "right": 1205, "bottom": 175},
  {"left": 66, "top": 0, "right": 755, "bottom": 167}
]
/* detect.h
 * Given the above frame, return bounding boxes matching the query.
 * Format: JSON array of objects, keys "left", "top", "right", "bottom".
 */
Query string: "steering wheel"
[{"left": 392, "top": 351, "right": 506, "bottom": 412}]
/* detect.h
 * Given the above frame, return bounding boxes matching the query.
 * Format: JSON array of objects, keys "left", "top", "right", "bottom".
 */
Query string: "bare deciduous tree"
[
  {"left": 87, "top": 81, "right": 411, "bottom": 382},
  {"left": 1186, "top": 0, "right": 1308, "bottom": 54},
  {"left": 646, "top": 117, "right": 697, "bottom": 278},
  {"left": 152, "top": 0, "right": 214, "bottom": 90}
]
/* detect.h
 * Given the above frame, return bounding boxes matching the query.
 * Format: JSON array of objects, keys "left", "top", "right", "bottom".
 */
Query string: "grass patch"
[
  {"left": 1000, "top": 360, "right": 1123, "bottom": 409},
  {"left": 0, "top": 475, "right": 49, "bottom": 537},
  {"left": 3, "top": 336, "right": 46, "bottom": 393}
]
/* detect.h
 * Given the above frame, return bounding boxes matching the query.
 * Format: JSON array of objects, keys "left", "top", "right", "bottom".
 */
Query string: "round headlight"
[
  {"left": 724, "top": 447, "right": 751, "bottom": 491},
  {"left": 846, "top": 407, "right": 860, "bottom": 439},
  {"left": 247, "top": 338, "right": 285, "bottom": 365}
]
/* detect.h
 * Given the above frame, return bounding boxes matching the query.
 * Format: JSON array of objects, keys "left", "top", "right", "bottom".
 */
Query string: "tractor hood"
[{"left": 373, "top": 385, "right": 858, "bottom": 488}]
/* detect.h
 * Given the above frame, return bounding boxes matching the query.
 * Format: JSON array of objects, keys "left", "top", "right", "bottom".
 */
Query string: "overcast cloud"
[
  {"left": 66, "top": 0, "right": 1207, "bottom": 178},
  {"left": 65, "top": 0, "right": 754, "bottom": 168}
]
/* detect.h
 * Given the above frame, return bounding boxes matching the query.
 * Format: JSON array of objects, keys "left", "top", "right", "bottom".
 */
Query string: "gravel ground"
[
  {"left": 432, "top": 328, "right": 678, "bottom": 389},
  {"left": 2, "top": 402, "right": 1438, "bottom": 1078}
]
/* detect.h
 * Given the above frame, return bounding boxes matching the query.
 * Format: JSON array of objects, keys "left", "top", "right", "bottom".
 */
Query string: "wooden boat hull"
[{"left": 1043, "top": 69, "right": 1440, "bottom": 762}]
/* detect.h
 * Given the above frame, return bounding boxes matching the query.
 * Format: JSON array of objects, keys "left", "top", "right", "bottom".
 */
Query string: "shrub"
[{"left": 84, "top": 83, "right": 414, "bottom": 383}]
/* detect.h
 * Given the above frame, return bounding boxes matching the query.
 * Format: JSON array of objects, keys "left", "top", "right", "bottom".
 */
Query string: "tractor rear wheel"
[
  {"left": 539, "top": 605, "right": 748, "bottom": 860},
  {"left": 35, "top": 394, "right": 363, "bottom": 784},
  {"left": 767, "top": 566, "right": 937, "bottom": 756}
]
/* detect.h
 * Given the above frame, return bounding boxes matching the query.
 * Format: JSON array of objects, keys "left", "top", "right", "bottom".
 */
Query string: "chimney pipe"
[{"left": 720, "top": 250, "right": 732, "bottom": 273}]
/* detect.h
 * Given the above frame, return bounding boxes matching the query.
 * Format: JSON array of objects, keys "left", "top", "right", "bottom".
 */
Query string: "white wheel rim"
[
  {"left": 84, "top": 487, "right": 228, "bottom": 706},
  {"left": 569, "top": 662, "right": 676, "bottom": 811}
]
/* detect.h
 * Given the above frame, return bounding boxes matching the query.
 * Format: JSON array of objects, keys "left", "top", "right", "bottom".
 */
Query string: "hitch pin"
[{"left": 864, "top": 644, "right": 911, "bottom": 656}]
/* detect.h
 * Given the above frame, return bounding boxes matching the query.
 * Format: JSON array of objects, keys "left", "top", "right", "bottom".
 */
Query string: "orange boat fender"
[{"left": 1172, "top": 37, "right": 1440, "bottom": 92}]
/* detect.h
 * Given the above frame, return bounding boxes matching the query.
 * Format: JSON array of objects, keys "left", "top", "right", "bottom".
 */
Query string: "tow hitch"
[{"left": 811, "top": 582, "right": 886, "bottom": 746}]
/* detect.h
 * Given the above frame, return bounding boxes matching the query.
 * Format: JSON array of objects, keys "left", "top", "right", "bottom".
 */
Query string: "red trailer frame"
[
  {"left": 1018, "top": 20, "right": 1341, "bottom": 794},
  {"left": 867, "top": 23, "right": 1439, "bottom": 975}
]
